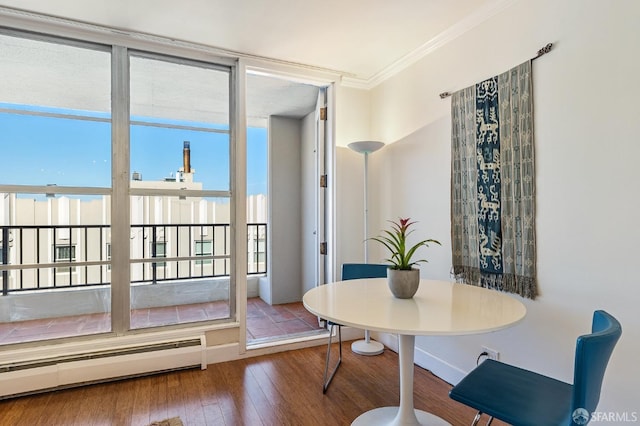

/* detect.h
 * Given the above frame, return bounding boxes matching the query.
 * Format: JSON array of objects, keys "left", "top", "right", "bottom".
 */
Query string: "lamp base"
[{"left": 351, "top": 339, "right": 384, "bottom": 356}]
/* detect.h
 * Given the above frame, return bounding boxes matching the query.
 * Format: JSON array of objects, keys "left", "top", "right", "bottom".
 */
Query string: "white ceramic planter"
[{"left": 387, "top": 268, "right": 420, "bottom": 298}]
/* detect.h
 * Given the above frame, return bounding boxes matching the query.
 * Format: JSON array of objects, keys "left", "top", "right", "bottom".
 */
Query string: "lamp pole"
[
  {"left": 363, "top": 149, "right": 370, "bottom": 262},
  {"left": 347, "top": 140, "right": 385, "bottom": 356},
  {"left": 348, "top": 141, "right": 385, "bottom": 260}
]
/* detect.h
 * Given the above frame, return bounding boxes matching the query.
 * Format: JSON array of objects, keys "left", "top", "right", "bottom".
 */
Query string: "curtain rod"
[{"left": 439, "top": 43, "right": 553, "bottom": 99}]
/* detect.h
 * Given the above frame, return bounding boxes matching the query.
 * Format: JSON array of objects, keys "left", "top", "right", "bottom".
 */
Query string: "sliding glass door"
[{"left": 128, "top": 53, "right": 234, "bottom": 329}]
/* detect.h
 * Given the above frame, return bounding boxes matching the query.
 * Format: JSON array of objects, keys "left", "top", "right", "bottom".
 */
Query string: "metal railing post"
[
  {"left": 151, "top": 225, "right": 157, "bottom": 284},
  {"left": 2, "top": 226, "right": 8, "bottom": 295}
]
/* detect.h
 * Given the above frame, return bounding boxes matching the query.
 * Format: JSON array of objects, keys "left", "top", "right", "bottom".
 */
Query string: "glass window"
[
  {"left": 129, "top": 53, "right": 232, "bottom": 330},
  {"left": 0, "top": 34, "right": 111, "bottom": 188},
  {"left": 0, "top": 31, "right": 238, "bottom": 342},
  {"left": 54, "top": 244, "right": 77, "bottom": 275},
  {"left": 257, "top": 238, "right": 266, "bottom": 263},
  {"left": 195, "top": 240, "right": 212, "bottom": 265},
  {"left": 152, "top": 241, "right": 166, "bottom": 267},
  {"left": 106, "top": 242, "right": 111, "bottom": 270},
  {"left": 0, "top": 33, "right": 112, "bottom": 344},
  {"left": 54, "top": 245, "right": 76, "bottom": 262},
  {"left": 129, "top": 55, "right": 230, "bottom": 191}
]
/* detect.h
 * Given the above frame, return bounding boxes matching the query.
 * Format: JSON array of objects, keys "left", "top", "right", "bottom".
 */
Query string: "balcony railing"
[{"left": 0, "top": 223, "right": 267, "bottom": 295}]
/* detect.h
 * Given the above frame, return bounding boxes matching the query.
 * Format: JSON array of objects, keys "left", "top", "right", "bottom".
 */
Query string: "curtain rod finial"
[
  {"left": 536, "top": 43, "right": 553, "bottom": 57},
  {"left": 440, "top": 91, "right": 452, "bottom": 99}
]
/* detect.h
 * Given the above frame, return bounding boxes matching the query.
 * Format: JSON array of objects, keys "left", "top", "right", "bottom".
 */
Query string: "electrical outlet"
[{"left": 482, "top": 346, "right": 499, "bottom": 360}]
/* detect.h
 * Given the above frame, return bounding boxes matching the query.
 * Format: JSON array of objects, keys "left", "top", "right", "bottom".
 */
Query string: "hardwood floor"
[{"left": 0, "top": 342, "right": 502, "bottom": 426}]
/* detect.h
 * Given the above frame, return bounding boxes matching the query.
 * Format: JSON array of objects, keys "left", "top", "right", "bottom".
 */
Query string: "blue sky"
[{"left": 0, "top": 104, "right": 267, "bottom": 195}]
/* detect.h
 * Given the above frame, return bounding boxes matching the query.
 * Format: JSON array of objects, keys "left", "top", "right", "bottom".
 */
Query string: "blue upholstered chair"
[
  {"left": 449, "top": 310, "right": 622, "bottom": 426},
  {"left": 322, "top": 263, "right": 388, "bottom": 393}
]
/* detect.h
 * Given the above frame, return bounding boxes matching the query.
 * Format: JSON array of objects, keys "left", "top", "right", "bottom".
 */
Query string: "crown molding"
[{"left": 341, "top": 0, "right": 519, "bottom": 90}]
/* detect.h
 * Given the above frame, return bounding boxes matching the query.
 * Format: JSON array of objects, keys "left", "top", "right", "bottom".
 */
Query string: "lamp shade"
[{"left": 348, "top": 141, "right": 385, "bottom": 154}]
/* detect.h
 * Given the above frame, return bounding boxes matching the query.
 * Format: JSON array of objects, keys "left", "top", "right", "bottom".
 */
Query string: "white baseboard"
[{"left": 413, "top": 345, "right": 467, "bottom": 386}]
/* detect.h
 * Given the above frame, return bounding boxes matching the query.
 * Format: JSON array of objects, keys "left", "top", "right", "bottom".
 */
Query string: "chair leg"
[
  {"left": 486, "top": 416, "right": 494, "bottom": 426},
  {"left": 470, "top": 412, "right": 482, "bottom": 426},
  {"left": 322, "top": 323, "right": 342, "bottom": 394}
]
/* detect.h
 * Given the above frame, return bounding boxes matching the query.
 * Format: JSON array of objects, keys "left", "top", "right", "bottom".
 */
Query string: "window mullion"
[
  {"left": 111, "top": 45, "right": 131, "bottom": 335},
  {"left": 233, "top": 60, "right": 247, "bottom": 347}
]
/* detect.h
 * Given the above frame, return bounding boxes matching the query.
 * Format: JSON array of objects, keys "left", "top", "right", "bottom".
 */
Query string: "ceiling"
[{"left": 0, "top": 0, "right": 511, "bottom": 122}]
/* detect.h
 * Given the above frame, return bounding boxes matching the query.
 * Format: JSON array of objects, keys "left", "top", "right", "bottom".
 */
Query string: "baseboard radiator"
[{"left": 0, "top": 337, "right": 205, "bottom": 399}]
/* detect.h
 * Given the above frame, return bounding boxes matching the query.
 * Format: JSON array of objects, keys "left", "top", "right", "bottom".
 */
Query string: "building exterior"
[{"left": 1, "top": 183, "right": 266, "bottom": 294}]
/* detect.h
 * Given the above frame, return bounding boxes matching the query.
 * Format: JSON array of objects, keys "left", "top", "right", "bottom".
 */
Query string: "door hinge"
[
  {"left": 320, "top": 174, "right": 328, "bottom": 188},
  {"left": 320, "top": 242, "right": 327, "bottom": 255},
  {"left": 319, "top": 107, "right": 327, "bottom": 121}
]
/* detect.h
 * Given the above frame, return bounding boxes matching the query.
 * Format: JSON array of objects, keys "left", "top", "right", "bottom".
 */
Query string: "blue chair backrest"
[
  {"left": 571, "top": 310, "right": 622, "bottom": 422},
  {"left": 341, "top": 263, "right": 388, "bottom": 281}
]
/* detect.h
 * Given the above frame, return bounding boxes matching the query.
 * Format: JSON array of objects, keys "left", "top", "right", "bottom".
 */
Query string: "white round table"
[{"left": 303, "top": 278, "right": 527, "bottom": 426}]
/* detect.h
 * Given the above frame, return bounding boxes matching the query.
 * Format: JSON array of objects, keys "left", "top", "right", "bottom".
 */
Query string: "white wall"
[
  {"left": 335, "top": 85, "right": 371, "bottom": 147},
  {"left": 267, "top": 116, "right": 303, "bottom": 304},
  {"left": 362, "top": 0, "right": 640, "bottom": 415},
  {"left": 334, "top": 85, "right": 382, "bottom": 270}
]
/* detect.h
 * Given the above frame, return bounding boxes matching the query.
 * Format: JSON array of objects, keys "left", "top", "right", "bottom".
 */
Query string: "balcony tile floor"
[
  {"left": 246, "top": 297, "right": 324, "bottom": 343},
  {"left": 0, "top": 297, "right": 324, "bottom": 346}
]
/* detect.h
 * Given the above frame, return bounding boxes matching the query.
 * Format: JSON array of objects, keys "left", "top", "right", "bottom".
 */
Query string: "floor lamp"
[{"left": 348, "top": 140, "right": 385, "bottom": 356}]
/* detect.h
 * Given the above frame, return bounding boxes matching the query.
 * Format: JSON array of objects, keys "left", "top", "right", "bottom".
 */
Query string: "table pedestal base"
[
  {"left": 352, "top": 407, "right": 451, "bottom": 426},
  {"left": 350, "top": 335, "right": 452, "bottom": 426}
]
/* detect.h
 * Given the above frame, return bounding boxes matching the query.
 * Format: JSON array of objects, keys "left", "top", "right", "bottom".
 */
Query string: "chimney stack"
[{"left": 183, "top": 141, "right": 191, "bottom": 174}]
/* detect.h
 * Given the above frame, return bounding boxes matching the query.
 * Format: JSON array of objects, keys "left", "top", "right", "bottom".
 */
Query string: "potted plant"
[{"left": 370, "top": 218, "right": 441, "bottom": 298}]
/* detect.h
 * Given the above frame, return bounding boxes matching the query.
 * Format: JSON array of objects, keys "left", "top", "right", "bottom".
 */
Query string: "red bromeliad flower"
[{"left": 370, "top": 217, "right": 441, "bottom": 270}]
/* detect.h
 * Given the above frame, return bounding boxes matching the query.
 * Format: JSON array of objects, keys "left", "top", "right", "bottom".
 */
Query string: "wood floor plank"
[
  {"left": 219, "top": 359, "right": 264, "bottom": 426},
  {"left": 110, "top": 378, "right": 135, "bottom": 426},
  {"left": 65, "top": 386, "right": 91, "bottom": 426},
  {"left": 179, "top": 370, "right": 208, "bottom": 426},
  {"left": 207, "top": 362, "right": 249, "bottom": 426},
  {"left": 129, "top": 375, "right": 153, "bottom": 426},
  {"left": 0, "top": 394, "right": 29, "bottom": 425},
  {"left": 8, "top": 392, "right": 52, "bottom": 425},
  {"left": 239, "top": 362, "right": 287, "bottom": 426},
  {"left": 195, "top": 361, "right": 227, "bottom": 426},
  {"left": 89, "top": 381, "right": 119, "bottom": 426},
  {"left": 245, "top": 363, "right": 296, "bottom": 426},
  {"left": 148, "top": 374, "right": 169, "bottom": 424},
  {"left": 256, "top": 351, "right": 328, "bottom": 425},
  {"left": 0, "top": 341, "right": 506, "bottom": 426},
  {"left": 166, "top": 371, "right": 188, "bottom": 422}
]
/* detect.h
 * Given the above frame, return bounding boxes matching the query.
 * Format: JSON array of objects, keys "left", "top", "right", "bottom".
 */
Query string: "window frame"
[
  {"left": 53, "top": 244, "right": 77, "bottom": 274},
  {"left": 195, "top": 239, "right": 213, "bottom": 265},
  {"left": 151, "top": 241, "right": 167, "bottom": 268},
  {"left": 0, "top": 27, "right": 241, "bottom": 339},
  {"left": 54, "top": 244, "right": 76, "bottom": 262}
]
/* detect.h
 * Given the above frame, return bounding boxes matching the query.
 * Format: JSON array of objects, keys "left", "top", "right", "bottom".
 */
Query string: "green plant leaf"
[{"left": 369, "top": 218, "right": 441, "bottom": 270}]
